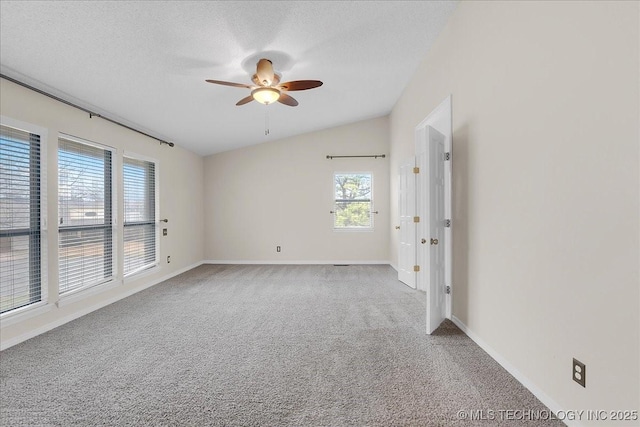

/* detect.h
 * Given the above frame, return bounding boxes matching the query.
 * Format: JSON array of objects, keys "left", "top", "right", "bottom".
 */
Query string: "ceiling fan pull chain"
[{"left": 265, "top": 109, "right": 270, "bottom": 136}]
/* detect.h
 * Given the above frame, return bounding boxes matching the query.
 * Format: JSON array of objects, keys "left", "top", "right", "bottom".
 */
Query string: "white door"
[
  {"left": 397, "top": 157, "right": 416, "bottom": 288},
  {"left": 417, "top": 126, "right": 447, "bottom": 334},
  {"left": 415, "top": 129, "right": 428, "bottom": 293}
]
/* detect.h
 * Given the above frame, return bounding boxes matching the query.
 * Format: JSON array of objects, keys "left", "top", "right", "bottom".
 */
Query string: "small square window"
[{"left": 333, "top": 173, "right": 373, "bottom": 230}]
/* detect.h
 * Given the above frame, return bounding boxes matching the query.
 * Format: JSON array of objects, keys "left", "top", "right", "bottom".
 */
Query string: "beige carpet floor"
[{"left": 0, "top": 264, "right": 564, "bottom": 426}]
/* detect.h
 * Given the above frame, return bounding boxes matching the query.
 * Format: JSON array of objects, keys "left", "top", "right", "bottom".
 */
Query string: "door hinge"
[
  {"left": 413, "top": 167, "right": 420, "bottom": 174},
  {"left": 445, "top": 285, "right": 451, "bottom": 294},
  {"left": 444, "top": 152, "right": 451, "bottom": 161},
  {"left": 414, "top": 265, "right": 420, "bottom": 272},
  {"left": 413, "top": 216, "right": 420, "bottom": 223},
  {"left": 444, "top": 219, "right": 451, "bottom": 228}
]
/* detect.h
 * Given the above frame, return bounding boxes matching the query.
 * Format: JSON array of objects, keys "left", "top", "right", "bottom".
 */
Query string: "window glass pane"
[
  {"left": 124, "top": 224, "right": 156, "bottom": 274},
  {"left": 0, "top": 136, "right": 31, "bottom": 229},
  {"left": 58, "top": 137, "right": 113, "bottom": 294},
  {"left": 123, "top": 157, "right": 156, "bottom": 276},
  {"left": 0, "top": 124, "right": 41, "bottom": 313},
  {"left": 123, "top": 159, "right": 155, "bottom": 223},
  {"left": 334, "top": 173, "right": 372, "bottom": 229},
  {"left": 58, "top": 140, "right": 109, "bottom": 228},
  {"left": 59, "top": 228, "right": 112, "bottom": 294}
]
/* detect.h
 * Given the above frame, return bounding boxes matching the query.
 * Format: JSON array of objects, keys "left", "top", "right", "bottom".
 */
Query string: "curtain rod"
[
  {"left": 326, "top": 154, "right": 386, "bottom": 160},
  {"left": 1, "top": 74, "right": 174, "bottom": 148}
]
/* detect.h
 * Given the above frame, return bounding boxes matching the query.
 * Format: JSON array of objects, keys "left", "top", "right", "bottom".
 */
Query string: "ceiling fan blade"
[
  {"left": 256, "top": 58, "right": 275, "bottom": 86},
  {"left": 277, "top": 93, "right": 299, "bottom": 107},
  {"left": 278, "top": 80, "right": 323, "bottom": 91},
  {"left": 236, "top": 95, "right": 254, "bottom": 106},
  {"left": 206, "top": 79, "right": 252, "bottom": 89}
]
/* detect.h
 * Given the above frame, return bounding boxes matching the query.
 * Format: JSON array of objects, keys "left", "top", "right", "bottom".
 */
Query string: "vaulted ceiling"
[{"left": 0, "top": 1, "right": 458, "bottom": 156}]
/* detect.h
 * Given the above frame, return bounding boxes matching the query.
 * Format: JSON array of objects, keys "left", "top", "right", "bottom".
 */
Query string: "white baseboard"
[
  {"left": 450, "top": 316, "right": 576, "bottom": 427},
  {"left": 203, "top": 260, "right": 391, "bottom": 265},
  {"left": 1, "top": 261, "right": 204, "bottom": 351}
]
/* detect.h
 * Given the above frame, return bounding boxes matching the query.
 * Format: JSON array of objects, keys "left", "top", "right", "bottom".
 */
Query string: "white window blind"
[
  {"left": 123, "top": 156, "right": 156, "bottom": 276},
  {"left": 58, "top": 136, "right": 113, "bottom": 294},
  {"left": 0, "top": 124, "right": 42, "bottom": 314}
]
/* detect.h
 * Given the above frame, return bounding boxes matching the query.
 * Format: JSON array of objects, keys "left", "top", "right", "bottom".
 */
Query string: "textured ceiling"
[{"left": 0, "top": 1, "right": 458, "bottom": 156}]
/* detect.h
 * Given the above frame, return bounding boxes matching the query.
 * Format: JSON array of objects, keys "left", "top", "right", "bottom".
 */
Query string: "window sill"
[
  {"left": 57, "top": 279, "right": 122, "bottom": 308},
  {"left": 123, "top": 263, "right": 159, "bottom": 284},
  {"left": 333, "top": 228, "right": 375, "bottom": 233},
  {"left": 0, "top": 302, "right": 53, "bottom": 328}
]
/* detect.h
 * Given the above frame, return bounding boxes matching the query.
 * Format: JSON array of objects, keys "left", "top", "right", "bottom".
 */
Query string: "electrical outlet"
[
  {"left": 573, "top": 358, "right": 586, "bottom": 387},
  {"left": 276, "top": 246, "right": 281, "bottom": 253},
  {"left": 167, "top": 256, "right": 171, "bottom": 264}
]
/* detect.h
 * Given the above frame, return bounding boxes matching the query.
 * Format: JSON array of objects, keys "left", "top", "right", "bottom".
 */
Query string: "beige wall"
[
  {"left": 0, "top": 78, "right": 205, "bottom": 347},
  {"left": 390, "top": 1, "right": 639, "bottom": 423},
  {"left": 204, "top": 116, "right": 390, "bottom": 263}
]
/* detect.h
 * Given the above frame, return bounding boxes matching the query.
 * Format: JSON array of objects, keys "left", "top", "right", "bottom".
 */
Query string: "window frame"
[
  {"left": 122, "top": 151, "right": 159, "bottom": 278},
  {"left": 57, "top": 133, "right": 116, "bottom": 296},
  {"left": 0, "top": 116, "right": 48, "bottom": 317},
  {"left": 332, "top": 171, "right": 374, "bottom": 232}
]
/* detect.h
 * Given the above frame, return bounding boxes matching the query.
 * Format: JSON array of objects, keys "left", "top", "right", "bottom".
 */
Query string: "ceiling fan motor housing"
[{"left": 256, "top": 58, "right": 275, "bottom": 86}]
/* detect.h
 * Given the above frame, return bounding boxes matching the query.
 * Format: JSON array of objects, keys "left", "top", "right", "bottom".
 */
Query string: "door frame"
[{"left": 415, "top": 95, "right": 452, "bottom": 321}]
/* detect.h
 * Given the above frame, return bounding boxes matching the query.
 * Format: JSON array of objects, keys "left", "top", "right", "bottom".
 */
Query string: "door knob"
[
  {"left": 430, "top": 238, "right": 439, "bottom": 245},
  {"left": 421, "top": 238, "right": 426, "bottom": 244}
]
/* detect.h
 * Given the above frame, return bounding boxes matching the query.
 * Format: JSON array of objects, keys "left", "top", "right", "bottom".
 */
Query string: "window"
[
  {"left": 58, "top": 136, "right": 114, "bottom": 294},
  {"left": 0, "top": 123, "right": 44, "bottom": 314},
  {"left": 333, "top": 173, "right": 373, "bottom": 229},
  {"left": 123, "top": 156, "right": 157, "bottom": 276}
]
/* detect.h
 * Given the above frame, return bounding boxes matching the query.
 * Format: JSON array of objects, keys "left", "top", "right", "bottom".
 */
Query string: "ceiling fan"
[{"left": 206, "top": 58, "right": 323, "bottom": 107}]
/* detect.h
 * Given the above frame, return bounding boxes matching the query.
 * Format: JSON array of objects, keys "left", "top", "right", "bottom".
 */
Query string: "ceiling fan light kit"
[
  {"left": 206, "top": 58, "right": 323, "bottom": 108},
  {"left": 252, "top": 87, "right": 280, "bottom": 105}
]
